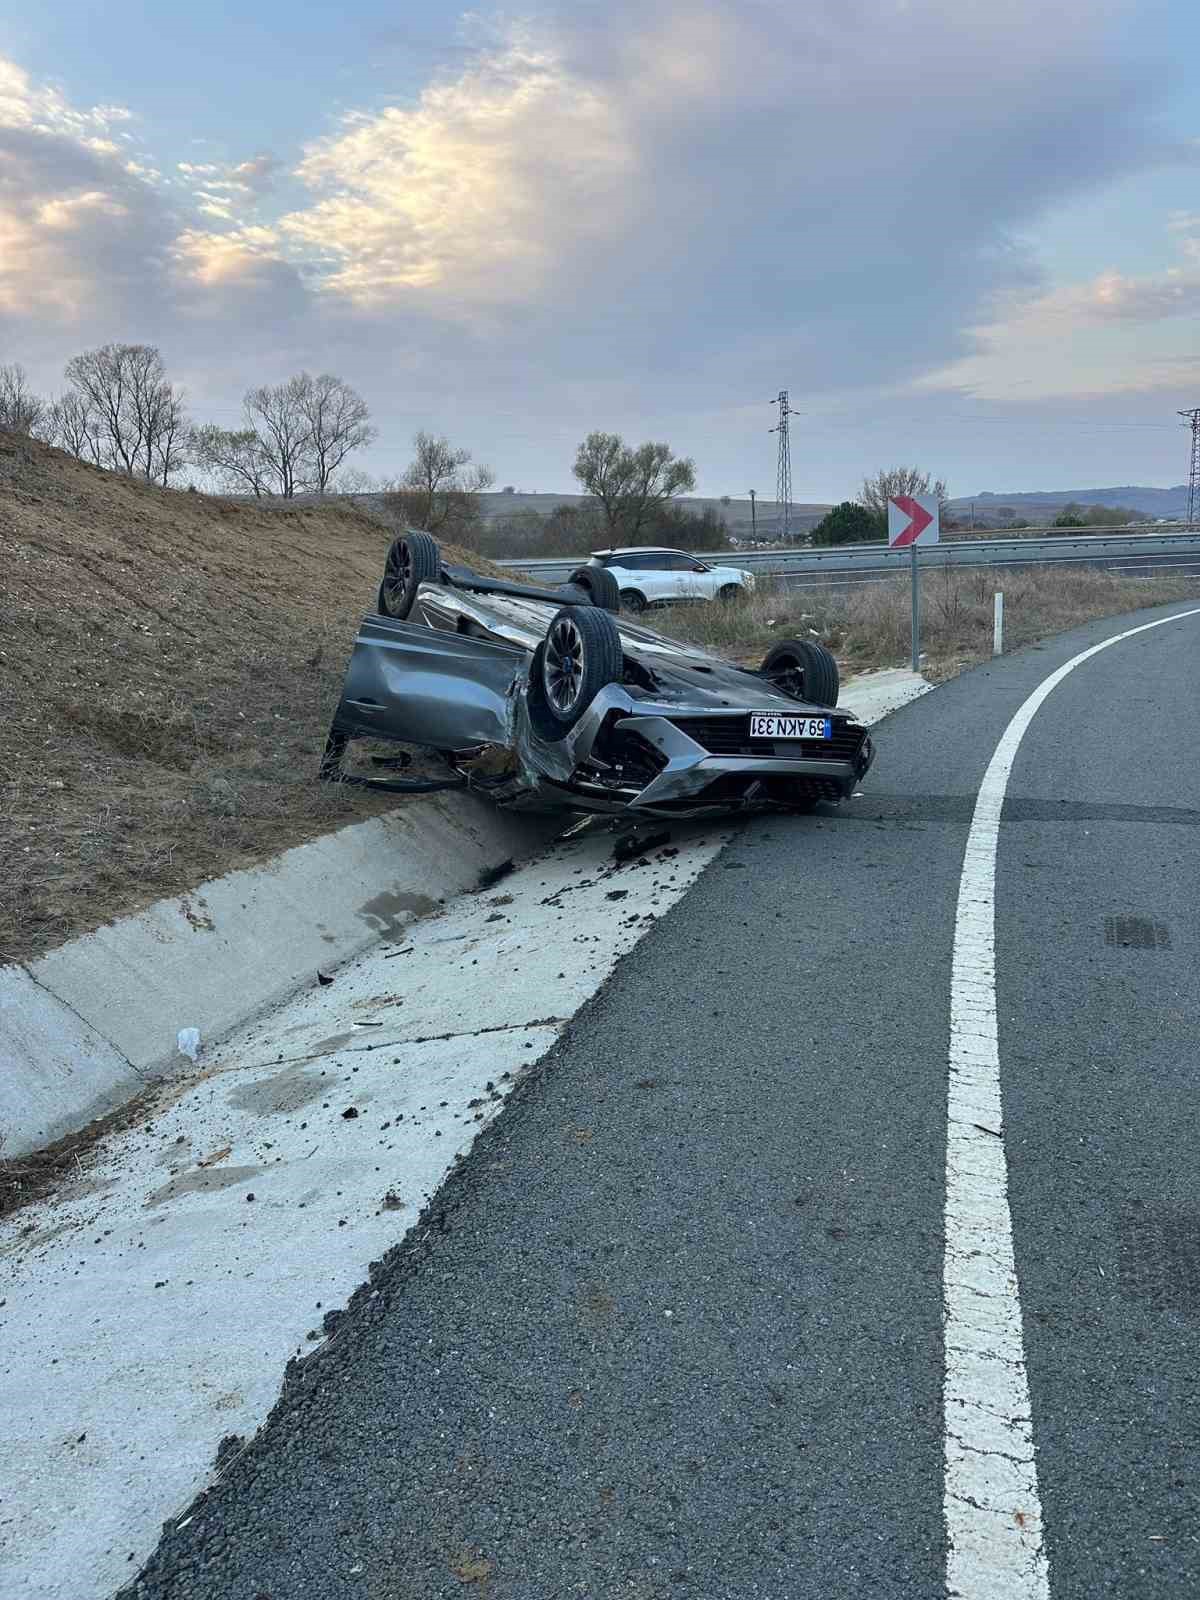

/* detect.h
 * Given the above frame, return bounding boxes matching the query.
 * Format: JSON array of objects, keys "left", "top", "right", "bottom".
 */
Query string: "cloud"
[
  {"left": 230, "top": 152, "right": 282, "bottom": 193},
  {"left": 258, "top": 0, "right": 1173, "bottom": 394},
  {"left": 0, "top": 3, "right": 1190, "bottom": 490},
  {"left": 0, "top": 62, "right": 175, "bottom": 323},
  {"left": 921, "top": 216, "right": 1200, "bottom": 400},
  {"left": 278, "top": 28, "right": 635, "bottom": 309}
]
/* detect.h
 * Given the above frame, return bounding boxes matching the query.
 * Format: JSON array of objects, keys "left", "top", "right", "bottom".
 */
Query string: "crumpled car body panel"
[{"left": 327, "top": 578, "right": 875, "bottom": 817}]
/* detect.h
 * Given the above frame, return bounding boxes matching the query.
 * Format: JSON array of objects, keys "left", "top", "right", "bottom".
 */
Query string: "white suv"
[{"left": 588, "top": 547, "right": 755, "bottom": 613}]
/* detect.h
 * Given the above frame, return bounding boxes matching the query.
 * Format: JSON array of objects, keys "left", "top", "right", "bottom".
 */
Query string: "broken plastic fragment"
[{"left": 176, "top": 1027, "right": 201, "bottom": 1063}]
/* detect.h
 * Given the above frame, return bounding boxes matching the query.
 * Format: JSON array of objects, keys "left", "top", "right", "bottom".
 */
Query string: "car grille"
[{"left": 670, "top": 715, "right": 864, "bottom": 762}]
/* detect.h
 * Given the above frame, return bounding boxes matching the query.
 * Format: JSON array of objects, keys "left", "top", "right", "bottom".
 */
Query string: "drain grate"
[
  {"left": 1104, "top": 916, "right": 1171, "bottom": 949},
  {"left": 1118, "top": 1210, "right": 1200, "bottom": 1314}
]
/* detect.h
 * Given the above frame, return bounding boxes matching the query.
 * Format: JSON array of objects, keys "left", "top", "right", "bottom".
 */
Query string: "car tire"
[
  {"left": 718, "top": 584, "right": 742, "bottom": 603},
  {"left": 619, "top": 589, "right": 647, "bottom": 614},
  {"left": 760, "top": 638, "right": 839, "bottom": 707},
  {"left": 377, "top": 530, "right": 440, "bottom": 619},
  {"left": 542, "top": 606, "right": 624, "bottom": 726},
  {"left": 566, "top": 565, "right": 621, "bottom": 612}
]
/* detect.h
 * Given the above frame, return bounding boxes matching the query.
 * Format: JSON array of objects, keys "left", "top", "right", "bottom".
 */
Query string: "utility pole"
[
  {"left": 748, "top": 488, "right": 757, "bottom": 540},
  {"left": 1179, "top": 409, "right": 1200, "bottom": 529},
  {"left": 769, "top": 390, "right": 799, "bottom": 543}
]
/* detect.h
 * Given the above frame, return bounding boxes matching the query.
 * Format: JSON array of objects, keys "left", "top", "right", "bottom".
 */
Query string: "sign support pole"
[
  {"left": 910, "top": 541, "right": 920, "bottom": 672},
  {"left": 888, "top": 493, "right": 938, "bottom": 675}
]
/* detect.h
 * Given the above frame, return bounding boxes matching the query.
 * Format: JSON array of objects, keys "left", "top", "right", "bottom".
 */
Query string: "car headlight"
[{"left": 742, "top": 571, "right": 756, "bottom": 589}]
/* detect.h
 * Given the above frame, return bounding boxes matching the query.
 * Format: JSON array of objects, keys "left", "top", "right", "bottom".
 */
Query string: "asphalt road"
[{"left": 118, "top": 600, "right": 1200, "bottom": 1600}]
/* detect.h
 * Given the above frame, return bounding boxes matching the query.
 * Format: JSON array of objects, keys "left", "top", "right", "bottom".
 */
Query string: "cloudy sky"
[{"left": 1, "top": 0, "right": 1197, "bottom": 499}]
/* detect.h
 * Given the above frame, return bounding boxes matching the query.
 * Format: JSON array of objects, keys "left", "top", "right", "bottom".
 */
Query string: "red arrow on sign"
[{"left": 890, "top": 495, "right": 934, "bottom": 547}]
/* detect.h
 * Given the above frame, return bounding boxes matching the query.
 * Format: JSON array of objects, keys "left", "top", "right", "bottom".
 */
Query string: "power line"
[{"left": 781, "top": 410, "right": 1181, "bottom": 433}]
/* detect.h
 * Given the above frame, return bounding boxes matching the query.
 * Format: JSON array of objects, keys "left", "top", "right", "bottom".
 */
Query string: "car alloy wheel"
[{"left": 544, "top": 614, "right": 586, "bottom": 715}]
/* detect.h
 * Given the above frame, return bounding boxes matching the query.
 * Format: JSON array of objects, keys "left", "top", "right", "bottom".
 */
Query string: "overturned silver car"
[{"left": 320, "top": 531, "right": 875, "bottom": 818}]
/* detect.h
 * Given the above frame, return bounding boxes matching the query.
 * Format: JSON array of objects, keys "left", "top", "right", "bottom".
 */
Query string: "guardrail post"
[{"left": 993, "top": 591, "right": 1004, "bottom": 657}]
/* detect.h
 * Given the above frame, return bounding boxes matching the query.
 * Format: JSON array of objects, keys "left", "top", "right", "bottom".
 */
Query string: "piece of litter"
[
  {"left": 176, "top": 1027, "right": 201, "bottom": 1063},
  {"left": 316, "top": 970, "right": 334, "bottom": 987}
]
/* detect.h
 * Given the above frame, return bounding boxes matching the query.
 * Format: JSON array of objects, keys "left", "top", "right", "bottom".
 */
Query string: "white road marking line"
[{"left": 944, "top": 605, "right": 1200, "bottom": 1598}]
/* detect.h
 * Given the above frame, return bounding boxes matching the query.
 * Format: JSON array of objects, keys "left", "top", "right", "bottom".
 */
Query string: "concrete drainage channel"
[{"left": 0, "top": 668, "right": 927, "bottom": 1600}]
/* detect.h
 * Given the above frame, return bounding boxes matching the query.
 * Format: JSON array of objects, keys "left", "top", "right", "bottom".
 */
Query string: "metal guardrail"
[{"left": 499, "top": 531, "right": 1200, "bottom": 589}]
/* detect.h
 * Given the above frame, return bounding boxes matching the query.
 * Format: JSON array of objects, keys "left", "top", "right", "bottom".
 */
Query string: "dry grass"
[
  {"left": 0, "top": 430, "right": 512, "bottom": 963},
  {"left": 651, "top": 564, "right": 1198, "bottom": 678}
]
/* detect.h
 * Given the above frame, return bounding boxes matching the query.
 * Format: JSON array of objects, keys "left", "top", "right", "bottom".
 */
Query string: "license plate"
[{"left": 750, "top": 713, "right": 831, "bottom": 740}]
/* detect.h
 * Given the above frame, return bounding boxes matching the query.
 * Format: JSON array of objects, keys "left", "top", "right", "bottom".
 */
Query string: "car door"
[
  {"left": 652, "top": 552, "right": 705, "bottom": 603},
  {"left": 331, "top": 615, "right": 526, "bottom": 749},
  {"left": 636, "top": 552, "right": 680, "bottom": 605},
  {"left": 678, "top": 554, "right": 717, "bottom": 601}
]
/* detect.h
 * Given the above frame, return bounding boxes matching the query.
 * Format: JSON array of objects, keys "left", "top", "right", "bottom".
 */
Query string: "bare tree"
[
  {"left": 384, "top": 431, "right": 494, "bottom": 539},
  {"left": 860, "top": 466, "right": 948, "bottom": 518},
  {"left": 297, "top": 373, "right": 376, "bottom": 492},
  {"left": 43, "top": 390, "right": 104, "bottom": 463},
  {"left": 0, "top": 363, "right": 45, "bottom": 435},
  {"left": 572, "top": 431, "right": 697, "bottom": 539},
  {"left": 61, "top": 344, "right": 189, "bottom": 482},
  {"left": 333, "top": 466, "right": 381, "bottom": 494},
  {"left": 243, "top": 376, "right": 316, "bottom": 498},
  {"left": 189, "top": 425, "right": 273, "bottom": 496},
  {"left": 150, "top": 385, "right": 191, "bottom": 486}
]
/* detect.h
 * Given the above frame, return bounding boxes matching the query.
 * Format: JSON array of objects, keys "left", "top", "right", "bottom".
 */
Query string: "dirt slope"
[{"left": 0, "top": 432, "right": 496, "bottom": 962}]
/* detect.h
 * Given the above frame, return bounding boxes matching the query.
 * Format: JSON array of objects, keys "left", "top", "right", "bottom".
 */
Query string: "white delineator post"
[{"left": 993, "top": 591, "right": 1004, "bottom": 656}]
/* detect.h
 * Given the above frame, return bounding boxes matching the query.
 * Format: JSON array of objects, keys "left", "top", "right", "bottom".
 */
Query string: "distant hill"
[
  {"left": 948, "top": 485, "right": 1188, "bottom": 522},
  {"left": 478, "top": 490, "right": 831, "bottom": 540}
]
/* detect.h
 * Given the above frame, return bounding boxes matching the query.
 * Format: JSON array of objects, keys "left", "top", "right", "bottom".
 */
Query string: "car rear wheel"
[
  {"left": 566, "top": 565, "right": 621, "bottom": 612},
  {"left": 760, "top": 638, "right": 839, "bottom": 707},
  {"left": 619, "top": 589, "right": 647, "bottom": 614},
  {"left": 542, "top": 606, "right": 624, "bottom": 726},
  {"left": 378, "top": 530, "right": 440, "bottom": 619}
]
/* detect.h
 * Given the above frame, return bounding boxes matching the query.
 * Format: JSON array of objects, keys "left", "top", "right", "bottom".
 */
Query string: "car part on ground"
[{"left": 321, "top": 531, "right": 874, "bottom": 818}]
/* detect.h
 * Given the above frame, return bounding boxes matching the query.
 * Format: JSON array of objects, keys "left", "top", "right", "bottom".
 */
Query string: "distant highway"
[{"left": 501, "top": 528, "right": 1200, "bottom": 591}]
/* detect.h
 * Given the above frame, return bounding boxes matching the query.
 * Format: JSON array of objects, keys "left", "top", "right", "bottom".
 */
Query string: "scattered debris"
[
  {"left": 176, "top": 1028, "right": 201, "bottom": 1063},
  {"left": 613, "top": 829, "right": 671, "bottom": 863},
  {"left": 382, "top": 1192, "right": 404, "bottom": 1210},
  {"left": 342, "top": 1108, "right": 359, "bottom": 1121},
  {"left": 197, "top": 1145, "right": 232, "bottom": 1168},
  {"left": 316, "top": 970, "right": 335, "bottom": 987},
  {"left": 476, "top": 859, "right": 515, "bottom": 892},
  {"left": 448, "top": 1550, "right": 494, "bottom": 1586},
  {"left": 605, "top": 889, "right": 629, "bottom": 902}
]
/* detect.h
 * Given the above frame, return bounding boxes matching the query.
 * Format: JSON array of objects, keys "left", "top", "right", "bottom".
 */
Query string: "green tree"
[
  {"left": 572, "top": 431, "right": 696, "bottom": 540},
  {"left": 810, "top": 500, "right": 885, "bottom": 546},
  {"left": 1052, "top": 503, "right": 1088, "bottom": 529}
]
